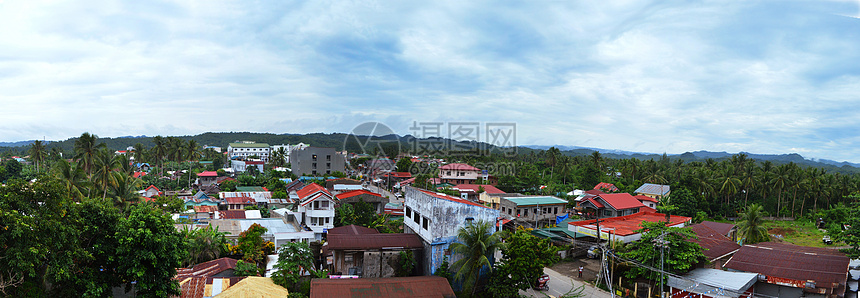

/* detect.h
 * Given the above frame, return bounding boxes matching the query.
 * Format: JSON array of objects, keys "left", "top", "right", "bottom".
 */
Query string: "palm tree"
[
  {"left": 449, "top": 221, "right": 506, "bottom": 295},
  {"left": 92, "top": 149, "right": 118, "bottom": 198},
  {"left": 74, "top": 132, "right": 104, "bottom": 175},
  {"left": 152, "top": 136, "right": 167, "bottom": 175},
  {"left": 183, "top": 225, "right": 229, "bottom": 267},
  {"left": 185, "top": 140, "right": 201, "bottom": 162},
  {"left": 28, "top": 140, "right": 47, "bottom": 173},
  {"left": 53, "top": 159, "right": 89, "bottom": 200},
  {"left": 133, "top": 143, "right": 146, "bottom": 164},
  {"left": 109, "top": 171, "right": 142, "bottom": 210},
  {"left": 740, "top": 165, "right": 756, "bottom": 208},
  {"left": 718, "top": 165, "right": 741, "bottom": 216},
  {"left": 770, "top": 165, "right": 790, "bottom": 217},
  {"left": 737, "top": 204, "right": 769, "bottom": 244},
  {"left": 167, "top": 137, "right": 185, "bottom": 162}
]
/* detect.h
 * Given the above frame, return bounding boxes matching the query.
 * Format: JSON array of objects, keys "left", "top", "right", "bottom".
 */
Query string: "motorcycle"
[{"left": 533, "top": 274, "right": 550, "bottom": 291}]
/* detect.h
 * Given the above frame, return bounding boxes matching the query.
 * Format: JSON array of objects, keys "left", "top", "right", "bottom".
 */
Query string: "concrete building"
[
  {"left": 231, "top": 159, "right": 264, "bottom": 174},
  {"left": 634, "top": 183, "right": 671, "bottom": 200},
  {"left": 227, "top": 142, "right": 271, "bottom": 162},
  {"left": 323, "top": 225, "right": 423, "bottom": 277},
  {"left": 296, "top": 184, "right": 337, "bottom": 241},
  {"left": 438, "top": 163, "right": 484, "bottom": 185},
  {"left": 568, "top": 211, "right": 691, "bottom": 243},
  {"left": 498, "top": 196, "right": 569, "bottom": 227},
  {"left": 290, "top": 147, "right": 346, "bottom": 176},
  {"left": 403, "top": 186, "right": 500, "bottom": 275}
]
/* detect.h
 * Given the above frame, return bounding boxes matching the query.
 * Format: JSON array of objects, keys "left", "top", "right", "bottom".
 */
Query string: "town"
[{"left": 1, "top": 132, "right": 859, "bottom": 298}]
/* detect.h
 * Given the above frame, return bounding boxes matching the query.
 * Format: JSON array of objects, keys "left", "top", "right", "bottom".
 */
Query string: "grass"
[{"left": 760, "top": 219, "right": 841, "bottom": 248}]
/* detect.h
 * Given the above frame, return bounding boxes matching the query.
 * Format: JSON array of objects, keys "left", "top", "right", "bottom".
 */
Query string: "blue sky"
[{"left": 2, "top": 0, "right": 860, "bottom": 162}]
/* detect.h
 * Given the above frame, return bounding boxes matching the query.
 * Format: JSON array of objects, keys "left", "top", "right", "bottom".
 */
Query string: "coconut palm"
[
  {"left": 28, "top": 140, "right": 47, "bottom": 173},
  {"left": 185, "top": 140, "right": 201, "bottom": 162},
  {"left": 449, "top": 220, "right": 506, "bottom": 295},
  {"left": 152, "top": 135, "right": 167, "bottom": 175},
  {"left": 133, "top": 142, "right": 146, "bottom": 164},
  {"left": 183, "top": 225, "right": 230, "bottom": 267},
  {"left": 92, "top": 149, "right": 118, "bottom": 198},
  {"left": 737, "top": 204, "right": 769, "bottom": 244},
  {"left": 74, "top": 132, "right": 105, "bottom": 175},
  {"left": 770, "top": 165, "right": 791, "bottom": 217},
  {"left": 53, "top": 159, "right": 89, "bottom": 200},
  {"left": 109, "top": 171, "right": 142, "bottom": 210},
  {"left": 718, "top": 165, "right": 741, "bottom": 216}
]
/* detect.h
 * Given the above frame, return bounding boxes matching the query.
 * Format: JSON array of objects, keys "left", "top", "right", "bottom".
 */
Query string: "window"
[
  {"left": 345, "top": 254, "right": 353, "bottom": 262},
  {"left": 320, "top": 201, "right": 329, "bottom": 208},
  {"left": 406, "top": 207, "right": 412, "bottom": 218},
  {"left": 523, "top": 209, "right": 528, "bottom": 216},
  {"left": 326, "top": 163, "right": 331, "bottom": 169},
  {"left": 422, "top": 216, "right": 429, "bottom": 230},
  {"left": 325, "top": 217, "right": 330, "bottom": 224},
  {"left": 326, "top": 155, "right": 331, "bottom": 161},
  {"left": 554, "top": 207, "right": 558, "bottom": 214},
  {"left": 312, "top": 155, "right": 317, "bottom": 161},
  {"left": 508, "top": 209, "right": 512, "bottom": 215},
  {"left": 446, "top": 171, "right": 451, "bottom": 176},
  {"left": 312, "top": 163, "right": 317, "bottom": 169},
  {"left": 501, "top": 207, "right": 506, "bottom": 213},
  {"left": 603, "top": 209, "right": 612, "bottom": 217},
  {"left": 413, "top": 212, "right": 421, "bottom": 224},
  {"left": 312, "top": 170, "right": 317, "bottom": 175},
  {"left": 459, "top": 172, "right": 465, "bottom": 176},
  {"left": 313, "top": 201, "right": 319, "bottom": 209}
]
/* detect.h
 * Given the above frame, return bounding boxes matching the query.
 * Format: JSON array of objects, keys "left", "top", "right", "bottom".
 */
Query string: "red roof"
[
  {"left": 224, "top": 197, "right": 256, "bottom": 205},
  {"left": 453, "top": 184, "right": 505, "bottom": 194},
  {"left": 593, "top": 182, "right": 619, "bottom": 192},
  {"left": 724, "top": 242, "right": 849, "bottom": 288},
  {"left": 438, "top": 163, "right": 481, "bottom": 171},
  {"left": 336, "top": 190, "right": 382, "bottom": 200},
  {"left": 197, "top": 171, "right": 218, "bottom": 177},
  {"left": 688, "top": 224, "right": 740, "bottom": 261},
  {"left": 569, "top": 211, "right": 691, "bottom": 236},
  {"left": 193, "top": 205, "right": 218, "bottom": 213},
  {"left": 416, "top": 189, "right": 492, "bottom": 209},
  {"left": 310, "top": 276, "right": 455, "bottom": 298},
  {"left": 701, "top": 221, "right": 735, "bottom": 236},
  {"left": 145, "top": 185, "right": 162, "bottom": 193},
  {"left": 175, "top": 257, "right": 239, "bottom": 279},
  {"left": 297, "top": 184, "right": 330, "bottom": 200},
  {"left": 582, "top": 197, "right": 604, "bottom": 208},
  {"left": 634, "top": 195, "right": 659, "bottom": 203},
  {"left": 383, "top": 172, "right": 412, "bottom": 178},
  {"left": 133, "top": 171, "right": 147, "bottom": 178},
  {"left": 218, "top": 210, "right": 247, "bottom": 219},
  {"left": 584, "top": 189, "right": 605, "bottom": 196},
  {"left": 327, "top": 224, "right": 379, "bottom": 235},
  {"left": 597, "top": 193, "right": 646, "bottom": 210},
  {"left": 245, "top": 160, "right": 264, "bottom": 165},
  {"left": 327, "top": 233, "right": 424, "bottom": 250}
]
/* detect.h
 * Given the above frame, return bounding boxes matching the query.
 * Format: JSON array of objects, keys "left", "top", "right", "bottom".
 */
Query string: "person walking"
[{"left": 578, "top": 266, "right": 583, "bottom": 278}]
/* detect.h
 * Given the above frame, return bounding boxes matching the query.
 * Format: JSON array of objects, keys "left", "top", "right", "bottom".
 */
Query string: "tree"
[
  {"left": 152, "top": 136, "right": 167, "bottom": 176},
  {"left": 736, "top": 203, "right": 769, "bottom": 244},
  {"left": 185, "top": 139, "right": 201, "bottom": 162},
  {"left": 182, "top": 225, "right": 229, "bottom": 267},
  {"left": 53, "top": 159, "right": 89, "bottom": 200},
  {"left": 272, "top": 242, "right": 325, "bottom": 292},
  {"left": 394, "top": 250, "right": 416, "bottom": 277},
  {"left": 396, "top": 157, "right": 413, "bottom": 173},
  {"left": 836, "top": 200, "right": 860, "bottom": 258},
  {"left": 621, "top": 221, "right": 706, "bottom": 281},
  {"left": 234, "top": 260, "right": 261, "bottom": 276},
  {"left": 110, "top": 171, "right": 142, "bottom": 211},
  {"left": 487, "top": 230, "right": 556, "bottom": 296},
  {"left": 238, "top": 223, "right": 268, "bottom": 269},
  {"left": 92, "top": 148, "right": 118, "bottom": 198},
  {"left": 74, "top": 132, "right": 104, "bottom": 176},
  {"left": 28, "top": 140, "right": 47, "bottom": 173},
  {"left": 115, "top": 203, "right": 187, "bottom": 297},
  {"left": 449, "top": 220, "right": 505, "bottom": 295}
]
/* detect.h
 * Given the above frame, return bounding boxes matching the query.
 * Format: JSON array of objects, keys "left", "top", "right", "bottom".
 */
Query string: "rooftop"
[
  {"left": 197, "top": 171, "right": 218, "bottom": 177},
  {"left": 667, "top": 268, "right": 758, "bottom": 298},
  {"left": 453, "top": 184, "right": 506, "bottom": 194},
  {"left": 236, "top": 186, "right": 268, "bottom": 192},
  {"left": 310, "top": 276, "right": 455, "bottom": 298},
  {"left": 229, "top": 142, "right": 270, "bottom": 148},
  {"left": 504, "top": 196, "right": 567, "bottom": 206},
  {"left": 569, "top": 211, "right": 692, "bottom": 236},
  {"left": 416, "top": 188, "right": 493, "bottom": 209},
  {"left": 597, "top": 193, "right": 646, "bottom": 210},
  {"left": 327, "top": 233, "right": 424, "bottom": 250},
  {"left": 701, "top": 220, "right": 735, "bottom": 236},
  {"left": 335, "top": 190, "right": 383, "bottom": 200},
  {"left": 634, "top": 183, "right": 671, "bottom": 196},
  {"left": 687, "top": 223, "right": 740, "bottom": 261},
  {"left": 724, "top": 242, "right": 849, "bottom": 287},
  {"left": 438, "top": 163, "right": 480, "bottom": 171}
]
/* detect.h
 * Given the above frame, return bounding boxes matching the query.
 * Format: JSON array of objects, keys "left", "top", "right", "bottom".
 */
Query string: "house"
[
  {"left": 285, "top": 179, "right": 306, "bottom": 193},
  {"left": 323, "top": 225, "right": 423, "bottom": 277},
  {"left": 227, "top": 142, "right": 271, "bottom": 162},
  {"left": 214, "top": 276, "right": 290, "bottom": 297},
  {"left": 133, "top": 163, "right": 151, "bottom": 172},
  {"left": 634, "top": 183, "right": 671, "bottom": 199},
  {"left": 141, "top": 185, "right": 162, "bottom": 198},
  {"left": 403, "top": 186, "right": 500, "bottom": 275},
  {"left": 220, "top": 190, "right": 273, "bottom": 208},
  {"left": 193, "top": 205, "right": 218, "bottom": 220},
  {"left": 297, "top": 184, "right": 337, "bottom": 241},
  {"left": 175, "top": 257, "right": 246, "bottom": 298},
  {"left": 634, "top": 195, "right": 659, "bottom": 209},
  {"left": 567, "top": 211, "right": 691, "bottom": 243},
  {"left": 231, "top": 159, "right": 265, "bottom": 174},
  {"left": 478, "top": 192, "right": 524, "bottom": 210},
  {"left": 687, "top": 223, "right": 741, "bottom": 268},
  {"left": 452, "top": 184, "right": 506, "bottom": 202},
  {"left": 325, "top": 178, "right": 362, "bottom": 192},
  {"left": 290, "top": 147, "right": 346, "bottom": 176},
  {"left": 438, "top": 163, "right": 485, "bottom": 185},
  {"left": 364, "top": 159, "right": 395, "bottom": 178},
  {"left": 668, "top": 268, "right": 758, "bottom": 298},
  {"left": 578, "top": 193, "right": 647, "bottom": 218},
  {"left": 224, "top": 197, "right": 256, "bottom": 209},
  {"left": 208, "top": 218, "right": 315, "bottom": 249},
  {"left": 310, "top": 276, "right": 455, "bottom": 298},
  {"left": 132, "top": 171, "right": 147, "bottom": 179},
  {"left": 196, "top": 171, "right": 218, "bottom": 186},
  {"left": 723, "top": 242, "right": 849, "bottom": 298},
  {"left": 593, "top": 182, "right": 619, "bottom": 193},
  {"left": 498, "top": 196, "right": 569, "bottom": 228},
  {"left": 182, "top": 191, "right": 220, "bottom": 210},
  {"left": 336, "top": 190, "right": 387, "bottom": 214},
  {"left": 701, "top": 220, "right": 738, "bottom": 242},
  {"left": 381, "top": 171, "right": 412, "bottom": 187}
]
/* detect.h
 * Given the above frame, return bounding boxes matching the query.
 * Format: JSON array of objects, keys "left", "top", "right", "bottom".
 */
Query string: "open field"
[{"left": 761, "top": 219, "right": 842, "bottom": 248}]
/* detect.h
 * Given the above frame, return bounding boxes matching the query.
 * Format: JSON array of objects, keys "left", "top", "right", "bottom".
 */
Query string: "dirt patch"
[
  {"left": 550, "top": 258, "right": 601, "bottom": 281},
  {"left": 768, "top": 227, "right": 795, "bottom": 236}
]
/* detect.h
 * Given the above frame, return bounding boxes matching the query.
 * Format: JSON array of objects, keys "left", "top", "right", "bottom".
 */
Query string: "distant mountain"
[
  {"left": 524, "top": 145, "right": 650, "bottom": 156},
  {"left": 116, "top": 135, "right": 149, "bottom": 139},
  {"left": 0, "top": 140, "right": 37, "bottom": 147}
]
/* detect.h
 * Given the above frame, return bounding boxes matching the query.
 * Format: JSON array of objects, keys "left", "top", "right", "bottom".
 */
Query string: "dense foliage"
[{"left": 620, "top": 221, "right": 706, "bottom": 281}]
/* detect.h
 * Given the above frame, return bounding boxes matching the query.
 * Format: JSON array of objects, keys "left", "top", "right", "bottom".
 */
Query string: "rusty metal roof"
[
  {"left": 327, "top": 233, "right": 424, "bottom": 250},
  {"left": 310, "top": 276, "right": 455, "bottom": 298},
  {"left": 327, "top": 224, "right": 379, "bottom": 235},
  {"left": 700, "top": 221, "right": 735, "bottom": 237},
  {"left": 724, "top": 242, "right": 849, "bottom": 287},
  {"left": 687, "top": 224, "right": 740, "bottom": 261}
]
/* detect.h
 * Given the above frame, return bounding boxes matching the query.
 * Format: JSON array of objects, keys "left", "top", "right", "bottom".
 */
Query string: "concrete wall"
[{"left": 290, "top": 147, "right": 346, "bottom": 176}]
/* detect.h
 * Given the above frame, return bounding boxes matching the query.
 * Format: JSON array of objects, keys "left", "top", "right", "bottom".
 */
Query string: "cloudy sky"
[{"left": 2, "top": 1, "right": 860, "bottom": 162}]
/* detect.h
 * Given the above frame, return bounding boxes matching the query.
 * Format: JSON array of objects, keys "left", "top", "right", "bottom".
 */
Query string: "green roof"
[
  {"left": 229, "top": 142, "right": 270, "bottom": 148},
  {"left": 505, "top": 196, "right": 568, "bottom": 206},
  {"left": 531, "top": 229, "right": 565, "bottom": 241},
  {"left": 236, "top": 186, "right": 267, "bottom": 192},
  {"left": 542, "top": 227, "right": 590, "bottom": 239}
]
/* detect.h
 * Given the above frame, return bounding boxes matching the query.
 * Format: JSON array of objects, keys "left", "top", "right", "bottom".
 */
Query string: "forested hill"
[{"left": 0, "top": 131, "right": 856, "bottom": 174}]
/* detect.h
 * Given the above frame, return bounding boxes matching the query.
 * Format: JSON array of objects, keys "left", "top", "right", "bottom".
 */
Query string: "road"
[
  {"left": 519, "top": 267, "right": 613, "bottom": 298},
  {"left": 365, "top": 184, "right": 400, "bottom": 204}
]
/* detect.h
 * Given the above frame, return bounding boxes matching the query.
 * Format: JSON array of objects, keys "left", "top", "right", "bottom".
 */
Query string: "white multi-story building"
[
  {"left": 296, "top": 183, "right": 336, "bottom": 241},
  {"left": 270, "top": 143, "right": 310, "bottom": 163},
  {"left": 227, "top": 141, "right": 271, "bottom": 162}
]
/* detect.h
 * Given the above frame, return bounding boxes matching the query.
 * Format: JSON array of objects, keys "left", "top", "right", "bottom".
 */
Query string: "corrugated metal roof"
[
  {"left": 701, "top": 221, "right": 735, "bottom": 236},
  {"left": 327, "top": 233, "right": 424, "bottom": 250},
  {"left": 687, "top": 224, "right": 740, "bottom": 261},
  {"left": 310, "top": 276, "right": 455, "bottom": 298},
  {"left": 634, "top": 183, "right": 670, "bottom": 196},
  {"left": 327, "top": 224, "right": 379, "bottom": 235},
  {"left": 724, "top": 242, "right": 849, "bottom": 285},
  {"left": 504, "top": 196, "right": 567, "bottom": 206},
  {"left": 597, "top": 193, "right": 646, "bottom": 210},
  {"left": 569, "top": 211, "right": 691, "bottom": 236},
  {"left": 668, "top": 268, "right": 758, "bottom": 297}
]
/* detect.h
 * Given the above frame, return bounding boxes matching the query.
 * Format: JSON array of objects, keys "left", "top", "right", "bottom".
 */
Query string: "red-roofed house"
[
  {"left": 175, "top": 257, "right": 246, "bottom": 298},
  {"left": 438, "top": 163, "right": 486, "bottom": 185},
  {"left": 593, "top": 182, "right": 619, "bottom": 193},
  {"left": 578, "top": 193, "right": 647, "bottom": 218},
  {"left": 404, "top": 186, "right": 500, "bottom": 275},
  {"left": 335, "top": 190, "right": 387, "bottom": 214},
  {"left": 687, "top": 223, "right": 740, "bottom": 268},
  {"left": 133, "top": 171, "right": 147, "bottom": 179},
  {"left": 197, "top": 171, "right": 219, "bottom": 186},
  {"left": 323, "top": 225, "right": 424, "bottom": 277},
  {"left": 225, "top": 197, "right": 256, "bottom": 209},
  {"left": 142, "top": 185, "right": 162, "bottom": 198},
  {"left": 634, "top": 195, "right": 659, "bottom": 209},
  {"left": 298, "top": 184, "right": 336, "bottom": 240},
  {"left": 568, "top": 211, "right": 692, "bottom": 243},
  {"left": 452, "top": 184, "right": 506, "bottom": 202}
]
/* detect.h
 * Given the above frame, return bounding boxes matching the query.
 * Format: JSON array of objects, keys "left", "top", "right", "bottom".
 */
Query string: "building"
[
  {"left": 297, "top": 184, "right": 337, "bottom": 240},
  {"left": 498, "top": 196, "right": 569, "bottom": 227},
  {"left": 336, "top": 190, "right": 387, "bottom": 214},
  {"left": 668, "top": 268, "right": 758, "bottom": 298},
  {"left": 324, "top": 225, "right": 423, "bottom": 277},
  {"left": 438, "top": 163, "right": 484, "bottom": 185},
  {"left": 567, "top": 211, "right": 691, "bottom": 243},
  {"left": 227, "top": 142, "right": 271, "bottom": 162},
  {"left": 310, "top": 276, "right": 455, "bottom": 298},
  {"left": 634, "top": 195, "right": 659, "bottom": 209},
  {"left": 208, "top": 218, "right": 315, "bottom": 249},
  {"left": 403, "top": 186, "right": 500, "bottom": 275},
  {"left": 578, "top": 193, "right": 648, "bottom": 218},
  {"left": 452, "top": 184, "right": 506, "bottom": 202},
  {"left": 593, "top": 182, "right": 619, "bottom": 193},
  {"left": 723, "top": 242, "right": 849, "bottom": 297},
  {"left": 477, "top": 192, "right": 524, "bottom": 210},
  {"left": 175, "top": 257, "right": 246, "bottom": 298},
  {"left": 290, "top": 147, "right": 346, "bottom": 176},
  {"left": 687, "top": 223, "right": 741, "bottom": 268},
  {"left": 634, "top": 183, "right": 671, "bottom": 200},
  {"left": 196, "top": 171, "right": 218, "bottom": 186},
  {"left": 700, "top": 220, "right": 738, "bottom": 241},
  {"left": 325, "top": 178, "right": 362, "bottom": 192},
  {"left": 231, "top": 159, "right": 265, "bottom": 174}
]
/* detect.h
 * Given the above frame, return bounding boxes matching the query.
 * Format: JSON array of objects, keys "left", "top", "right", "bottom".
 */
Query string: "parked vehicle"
[
  {"left": 823, "top": 235, "right": 833, "bottom": 245},
  {"left": 533, "top": 274, "right": 550, "bottom": 291},
  {"left": 586, "top": 246, "right": 601, "bottom": 259}
]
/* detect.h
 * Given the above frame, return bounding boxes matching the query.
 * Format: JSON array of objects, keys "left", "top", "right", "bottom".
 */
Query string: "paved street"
[
  {"left": 519, "top": 267, "right": 613, "bottom": 298},
  {"left": 365, "top": 184, "right": 400, "bottom": 204}
]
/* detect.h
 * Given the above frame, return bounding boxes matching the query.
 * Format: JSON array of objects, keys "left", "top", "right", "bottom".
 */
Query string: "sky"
[{"left": 2, "top": 1, "right": 860, "bottom": 162}]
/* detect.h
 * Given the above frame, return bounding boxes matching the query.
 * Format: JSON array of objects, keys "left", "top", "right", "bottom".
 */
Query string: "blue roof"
[{"left": 634, "top": 183, "right": 671, "bottom": 196}]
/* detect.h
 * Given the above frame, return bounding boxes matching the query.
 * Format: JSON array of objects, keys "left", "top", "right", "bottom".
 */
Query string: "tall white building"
[{"left": 227, "top": 142, "right": 270, "bottom": 162}]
